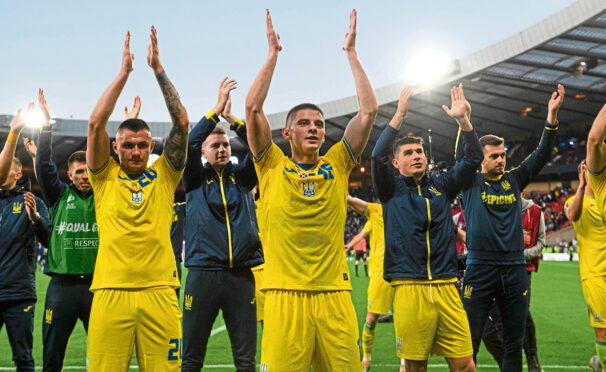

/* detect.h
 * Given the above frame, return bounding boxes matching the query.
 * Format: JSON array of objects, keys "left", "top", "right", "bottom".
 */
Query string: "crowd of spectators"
[{"left": 527, "top": 186, "right": 574, "bottom": 232}]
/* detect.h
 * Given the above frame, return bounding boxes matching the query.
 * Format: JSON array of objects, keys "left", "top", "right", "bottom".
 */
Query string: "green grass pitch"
[{"left": 0, "top": 261, "right": 594, "bottom": 370}]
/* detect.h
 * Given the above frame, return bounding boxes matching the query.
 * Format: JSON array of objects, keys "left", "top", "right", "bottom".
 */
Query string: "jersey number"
[{"left": 168, "top": 338, "right": 182, "bottom": 361}]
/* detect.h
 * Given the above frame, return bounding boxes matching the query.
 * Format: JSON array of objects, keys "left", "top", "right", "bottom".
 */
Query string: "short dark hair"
[
  {"left": 68, "top": 151, "right": 87, "bottom": 168},
  {"left": 117, "top": 118, "right": 151, "bottom": 134},
  {"left": 211, "top": 126, "right": 226, "bottom": 136},
  {"left": 578, "top": 159, "right": 586, "bottom": 174},
  {"left": 393, "top": 136, "right": 424, "bottom": 156},
  {"left": 479, "top": 134, "right": 504, "bottom": 149},
  {"left": 285, "top": 103, "right": 324, "bottom": 128}
]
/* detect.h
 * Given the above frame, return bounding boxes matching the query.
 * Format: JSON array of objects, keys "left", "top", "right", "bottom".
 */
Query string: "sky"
[{"left": 0, "top": 0, "right": 577, "bottom": 123}]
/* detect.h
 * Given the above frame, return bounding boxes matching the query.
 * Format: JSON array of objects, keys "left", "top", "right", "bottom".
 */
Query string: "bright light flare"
[
  {"left": 402, "top": 49, "right": 454, "bottom": 86},
  {"left": 24, "top": 107, "right": 46, "bottom": 128}
]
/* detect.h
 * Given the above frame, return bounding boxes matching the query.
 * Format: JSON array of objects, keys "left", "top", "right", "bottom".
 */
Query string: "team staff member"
[
  {"left": 372, "top": 84, "right": 482, "bottom": 372},
  {"left": 565, "top": 161, "right": 606, "bottom": 370},
  {"left": 246, "top": 9, "right": 378, "bottom": 371},
  {"left": 85, "top": 27, "right": 189, "bottom": 370},
  {"left": 181, "top": 79, "right": 262, "bottom": 372},
  {"left": 31, "top": 89, "right": 101, "bottom": 372},
  {"left": 461, "top": 85, "right": 564, "bottom": 372},
  {"left": 346, "top": 196, "right": 395, "bottom": 372},
  {"left": 1, "top": 108, "right": 50, "bottom": 372}
]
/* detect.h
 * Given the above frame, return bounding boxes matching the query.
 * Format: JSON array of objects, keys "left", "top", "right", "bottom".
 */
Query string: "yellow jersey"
[
  {"left": 87, "top": 154, "right": 182, "bottom": 290},
  {"left": 363, "top": 202, "right": 385, "bottom": 274},
  {"left": 254, "top": 138, "right": 356, "bottom": 291},
  {"left": 565, "top": 195, "right": 606, "bottom": 281},
  {"left": 252, "top": 201, "right": 265, "bottom": 272},
  {"left": 588, "top": 168, "right": 606, "bottom": 225}
]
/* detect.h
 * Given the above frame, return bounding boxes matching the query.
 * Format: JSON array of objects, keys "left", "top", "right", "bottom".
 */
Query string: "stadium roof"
[{"left": 2, "top": 0, "right": 606, "bottom": 167}]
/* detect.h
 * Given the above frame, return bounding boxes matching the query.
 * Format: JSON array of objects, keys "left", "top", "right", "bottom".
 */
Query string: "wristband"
[{"left": 7, "top": 130, "right": 19, "bottom": 144}]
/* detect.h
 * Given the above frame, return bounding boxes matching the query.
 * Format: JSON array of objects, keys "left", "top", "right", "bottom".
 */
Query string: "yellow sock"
[
  {"left": 597, "top": 340, "right": 606, "bottom": 368},
  {"left": 362, "top": 321, "right": 377, "bottom": 359}
]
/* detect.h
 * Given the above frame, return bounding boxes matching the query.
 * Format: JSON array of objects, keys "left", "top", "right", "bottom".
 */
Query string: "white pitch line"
[{"left": 210, "top": 324, "right": 227, "bottom": 336}]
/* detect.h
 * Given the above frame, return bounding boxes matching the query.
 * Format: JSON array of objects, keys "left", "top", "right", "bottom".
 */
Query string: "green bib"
[{"left": 48, "top": 187, "right": 98, "bottom": 274}]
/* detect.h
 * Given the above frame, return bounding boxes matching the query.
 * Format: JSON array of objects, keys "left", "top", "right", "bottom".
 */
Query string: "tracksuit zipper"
[
  {"left": 417, "top": 184, "right": 432, "bottom": 280},
  {"left": 216, "top": 169, "right": 233, "bottom": 268}
]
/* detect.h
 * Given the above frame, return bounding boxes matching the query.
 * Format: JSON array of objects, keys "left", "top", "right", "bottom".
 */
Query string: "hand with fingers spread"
[
  {"left": 124, "top": 96, "right": 142, "bottom": 120},
  {"left": 266, "top": 9, "right": 282, "bottom": 54},
  {"left": 213, "top": 78, "right": 238, "bottom": 116},
  {"left": 122, "top": 31, "right": 134, "bottom": 74},
  {"left": 547, "top": 84, "right": 565, "bottom": 125},
  {"left": 442, "top": 83, "right": 473, "bottom": 131},
  {"left": 24, "top": 192, "right": 39, "bottom": 223},
  {"left": 147, "top": 25, "right": 163, "bottom": 75},
  {"left": 23, "top": 137, "right": 37, "bottom": 159},
  {"left": 38, "top": 89, "right": 52, "bottom": 127},
  {"left": 10, "top": 102, "right": 35, "bottom": 134},
  {"left": 342, "top": 9, "right": 357, "bottom": 53}
]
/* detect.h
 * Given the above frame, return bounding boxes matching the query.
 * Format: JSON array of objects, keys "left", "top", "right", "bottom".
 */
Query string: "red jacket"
[{"left": 523, "top": 203, "right": 542, "bottom": 272}]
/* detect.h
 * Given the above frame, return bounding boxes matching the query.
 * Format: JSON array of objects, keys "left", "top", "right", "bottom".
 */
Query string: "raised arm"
[
  {"left": 347, "top": 195, "right": 368, "bottom": 215},
  {"left": 147, "top": 26, "right": 190, "bottom": 170},
  {"left": 587, "top": 104, "right": 606, "bottom": 174},
  {"left": 245, "top": 9, "right": 282, "bottom": 158},
  {"left": 87, "top": 32, "right": 133, "bottom": 172},
  {"left": 566, "top": 164, "right": 588, "bottom": 222},
  {"left": 222, "top": 96, "right": 248, "bottom": 142},
  {"left": 183, "top": 78, "right": 236, "bottom": 191},
  {"left": 438, "top": 84, "right": 482, "bottom": 198},
  {"left": 0, "top": 104, "right": 33, "bottom": 185},
  {"left": 371, "top": 86, "right": 413, "bottom": 203},
  {"left": 513, "top": 84, "right": 565, "bottom": 189},
  {"left": 35, "top": 89, "right": 66, "bottom": 206},
  {"left": 342, "top": 10, "right": 378, "bottom": 158}
]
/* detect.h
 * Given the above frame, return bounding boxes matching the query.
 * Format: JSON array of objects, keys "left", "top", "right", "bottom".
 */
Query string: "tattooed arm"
[{"left": 147, "top": 25, "right": 189, "bottom": 170}]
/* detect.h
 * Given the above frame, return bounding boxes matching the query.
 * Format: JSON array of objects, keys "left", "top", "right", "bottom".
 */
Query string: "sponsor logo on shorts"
[
  {"left": 250, "top": 297, "right": 256, "bottom": 304},
  {"left": 45, "top": 309, "right": 53, "bottom": 324},
  {"left": 260, "top": 363, "right": 268, "bottom": 372},
  {"left": 523, "top": 290, "right": 528, "bottom": 296},
  {"left": 343, "top": 273, "right": 349, "bottom": 281},
  {"left": 184, "top": 295, "right": 193, "bottom": 311},
  {"left": 23, "top": 305, "right": 32, "bottom": 312},
  {"left": 464, "top": 285, "right": 473, "bottom": 299},
  {"left": 396, "top": 337, "right": 402, "bottom": 351},
  {"left": 594, "top": 312, "right": 601, "bottom": 322}
]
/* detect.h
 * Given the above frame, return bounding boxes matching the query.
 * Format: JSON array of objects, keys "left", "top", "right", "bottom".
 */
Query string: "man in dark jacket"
[
  {"left": 181, "top": 79, "right": 262, "bottom": 372},
  {"left": 460, "top": 84, "right": 564, "bottom": 372},
  {"left": 28, "top": 89, "right": 100, "bottom": 372},
  {"left": 1, "top": 147, "right": 50, "bottom": 371},
  {"left": 371, "top": 84, "right": 482, "bottom": 372}
]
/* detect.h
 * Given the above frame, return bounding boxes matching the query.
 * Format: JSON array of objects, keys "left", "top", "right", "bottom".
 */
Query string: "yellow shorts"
[
  {"left": 367, "top": 270, "right": 394, "bottom": 315},
  {"left": 260, "top": 290, "right": 362, "bottom": 372},
  {"left": 87, "top": 287, "right": 182, "bottom": 371},
  {"left": 393, "top": 282, "right": 472, "bottom": 360},
  {"left": 582, "top": 276, "right": 606, "bottom": 328},
  {"left": 252, "top": 267, "right": 265, "bottom": 322}
]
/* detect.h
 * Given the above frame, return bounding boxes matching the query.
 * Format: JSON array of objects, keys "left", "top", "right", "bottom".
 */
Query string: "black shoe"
[
  {"left": 377, "top": 314, "right": 393, "bottom": 323},
  {"left": 527, "top": 354, "right": 542, "bottom": 372}
]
